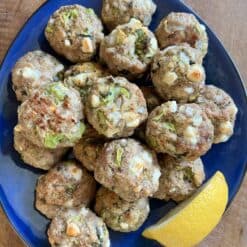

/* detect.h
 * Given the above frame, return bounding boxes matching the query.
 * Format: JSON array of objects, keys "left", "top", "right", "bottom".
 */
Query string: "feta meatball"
[
  {"left": 101, "top": 0, "right": 157, "bottom": 30},
  {"left": 64, "top": 62, "right": 109, "bottom": 104},
  {"left": 151, "top": 45, "right": 205, "bottom": 103},
  {"left": 95, "top": 187, "right": 150, "bottom": 232},
  {"left": 94, "top": 139, "right": 161, "bottom": 202},
  {"left": 18, "top": 82, "right": 85, "bottom": 148},
  {"left": 100, "top": 18, "right": 158, "bottom": 80},
  {"left": 45, "top": 5, "right": 104, "bottom": 63},
  {"left": 74, "top": 124, "right": 105, "bottom": 171},
  {"left": 146, "top": 101, "right": 214, "bottom": 160},
  {"left": 155, "top": 12, "right": 208, "bottom": 59},
  {"left": 12, "top": 50, "right": 64, "bottom": 101},
  {"left": 14, "top": 125, "right": 67, "bottom": 170},
  {"left": 48, "top": 207, "right": 110, "bottom": 247},
  {"left": 196, "top": 85, "right": 238, "bottom": 143},
  {"left": 154, "top": 155, "right": 205, "bottom": 202},
  {"left": 86, "top": 76, "right": 148, "bottom": 138},
  {"left": 36, "top": 161, "right": 96, "bottom": 218}
]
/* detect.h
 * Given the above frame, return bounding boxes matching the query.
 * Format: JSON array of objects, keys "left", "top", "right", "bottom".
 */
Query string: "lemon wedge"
[{"left": 143, "top": 171, "right": 228, "bottom": 247}]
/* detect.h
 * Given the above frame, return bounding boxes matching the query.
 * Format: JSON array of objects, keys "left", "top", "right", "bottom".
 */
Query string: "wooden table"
[{"left": 0, "top": 1, "right": 246, "bottom": 246}]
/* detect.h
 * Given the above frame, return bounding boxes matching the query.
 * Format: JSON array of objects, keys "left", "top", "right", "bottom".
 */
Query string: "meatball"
[
  {"left": 154, "top": 155, "right": 205, "bottom": 202},
  {"left": 45, "top": 5, "right": 104, "bottom": 63},
  {"left": 100, "top": 18, "right": 158, "bottom": 80},
  {"left": 94, "top": 138, "right": 161, "bottom": 202},
  {"left": 48, "top": 207, "right": 110, "bottom": 247},
  {"left": 12, "top": 50, "right": 64, "bottom": 101},
  {"left": 35, "top": 161, "right": 96, "bottom": 218},
  {"left": 155, "top": 12, "right": 208, "bottom": 59},
  {"left": 151, "top": 45, "right": 205, "bottom": 103},
  {"left": 74, "top": 124, "right": 105, "bottom": 171},
  {"left": 196, "top": 85, "right": 238, "bottom": 143},
  {"left": 146, "top": 101, "right": 214, "bottom": 160},
  {"left": 18, "top": 82, "right": 85, "bottom": 148},
  {"left": 14, "top": 125, "right": 67, "bottom": 170},
  {"left": 64, "top": 62, "right": 109, "bottom": 104},
  {"left": 101, "top": 0, "right": 157, "bottom": 30},
  {"left": 95, "top": 187, "right": 150, "bottom": 232},
  {"left": 86, "top": 76, "right": 148, "bottom": 138}
]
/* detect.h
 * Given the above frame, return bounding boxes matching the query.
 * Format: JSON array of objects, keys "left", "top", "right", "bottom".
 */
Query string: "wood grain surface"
[{"left": 0, "top": 0, "right": 246, "bottom": 246}]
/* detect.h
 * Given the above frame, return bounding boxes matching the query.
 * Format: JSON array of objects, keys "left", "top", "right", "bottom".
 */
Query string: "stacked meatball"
[{"left": 12, "top": 2, "right": 238, "bottom": 246}]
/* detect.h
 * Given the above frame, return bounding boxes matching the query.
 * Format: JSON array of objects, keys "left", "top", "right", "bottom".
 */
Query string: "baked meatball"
[
  {"left": 45, "top": 5, "right": 104, "bottom": 63},
  {"left": 95, "top": 187, "right": 150, "bottom": 232},
  {"left": 101, "top": 0, "right": 157, "bottom": 30},
  {"left": 196, "top": 85, "right": 238, "bottom": 143},
  {"left": 94, "top": 138, "right": 161, "bottom": 202},
  {"left": 155, "top": 12, "right": 208, "bottom": 59},
  {"left": 151, "top": 45, "right": 205, "bottom": 103},
  {"left": 18, "top": 82, "right": 85, "bottom": 149},
  {"left": 14, "top": 125, "right": 67, "bottom": 170},
  {"left": 64, "top": 62, "right": 109, "bottom": 104},
  {"left": 74, "top": 124, "right": 105, "bottom": 171},
  {"left": 86, "top": 76, "right": 148, "bottom": 138},
  {"left": 48, "top": 207, "right": 110, "bottom": 247},
  {"left": 154, "top": 155, "right": 205, "bottom": 202},
  {"left": 100, "top": 18, "right": 158, "bottom": 80},
  {"left": 146, "top": 101, "right": 214, "bottom": 160},
  {"left": 12, "top": 50, "right": 64, "bottom": 101},
  {"left": 36, "top": 161, "right": 96, "bottom": 218}
]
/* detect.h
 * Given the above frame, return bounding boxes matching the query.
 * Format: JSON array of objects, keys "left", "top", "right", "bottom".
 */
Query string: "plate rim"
[{"left": 0, "top": 1, "right": 246, "bottom": 247}]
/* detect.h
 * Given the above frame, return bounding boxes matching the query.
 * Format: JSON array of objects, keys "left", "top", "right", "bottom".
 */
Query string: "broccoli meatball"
[
  {"left": 154, "top": 155, "right": 205, "bottom": 202},
  {"left": 146, "top": 101, "right": 214, "bottom": 160},
  {"left": 95, "top": 187, "right": 150, "bottom": 232},
  {"left": 151, "top": 45, "right": 205, "bottom": 103},
  {"left": 64, "top": 62, "right": 109, "bottom": 104},
  {"left": 36, "top": 161, "right": 96, "bottom": 218},
  {"left": 101, "top": 0, "right": 156, "bottom": 30},
  {"left": 94, "top": 138, "right": 161, "bottom": 202},
  {"left": 14, "top": 125, "right": 67, "bottom": 170},
  {"left": 48, "top": 207, "right": 110, "bottom": 247},
  {"left": 74, "top": 124, "right": 105, "bottom": 171},
  {"left": 12, "top": 50, "right": 64, "bottom": 101},
  {"left": 196, "top": 85, "right": 238, "bottom": 143},
  {"left": 45, "top": 5, "right": 104, "bottom": 63},
  {"left": 155, "top": 12, "right": 208, "bottom": 59},
  {"left": 86, "top": 76, "right": 148, "bottom": 138},
  {"left": 18, "top": 82, "right": 85, "bottom": 149},
  {"left": 100, "top": 18, "right": 158, "bottom": 80}
]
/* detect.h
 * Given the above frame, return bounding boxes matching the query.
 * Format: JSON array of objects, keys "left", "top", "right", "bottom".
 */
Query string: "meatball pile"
[{"left": 12, "top": 2, "right": 238, "bottom": 246}]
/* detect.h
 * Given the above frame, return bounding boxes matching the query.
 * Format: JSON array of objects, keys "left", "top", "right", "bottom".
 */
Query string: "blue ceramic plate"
[{"left": 0, "top": 0, "right": 246, "bottom": 246}]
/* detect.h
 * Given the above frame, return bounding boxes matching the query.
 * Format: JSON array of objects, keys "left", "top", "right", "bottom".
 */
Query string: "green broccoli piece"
[
  {"left": 163, "top": 122, "right": 176, "bottom": 132},
  {"left": 115, "top": 147, "right": 124, "bottom": 167},
  {"left": 44, "top": 133, "right": 65, "bottom": 149},
  {"left": 46, "top": 83, "right": 67, "bottom": 102}
]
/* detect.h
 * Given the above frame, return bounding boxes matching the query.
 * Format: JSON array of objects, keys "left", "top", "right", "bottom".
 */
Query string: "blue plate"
[{"left": 0, "top": 0, "right": 246, "bottom": 246}]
